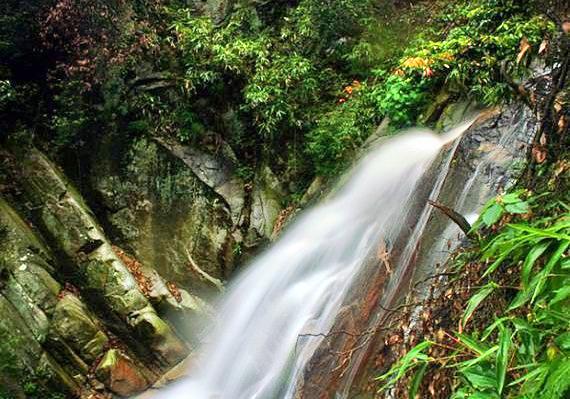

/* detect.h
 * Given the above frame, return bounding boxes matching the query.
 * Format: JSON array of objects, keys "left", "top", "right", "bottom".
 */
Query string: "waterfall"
[{"left": 156, "top": 124, "right": 472, "bottom": 399}]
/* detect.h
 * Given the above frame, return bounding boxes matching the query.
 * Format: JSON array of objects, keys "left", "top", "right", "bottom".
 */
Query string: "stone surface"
[
  {"left": 95, "top": 349, "right": 150, "bottom": 397},
  {"left": 90, "top": 136, "right": 235, "bottom": 294},
  {"left": 51, "top": 294, "right": 109, "bottom": 363},
  {"left": 14, "top": 148, "right": 188, "bottom": 366},
  {"left": 249, "top": 166, "right": 284, "bottom": 240}
]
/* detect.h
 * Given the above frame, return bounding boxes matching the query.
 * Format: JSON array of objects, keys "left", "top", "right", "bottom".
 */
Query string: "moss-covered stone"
[
  {"left": 14, "top": 148, "right": 189, "bottom": 367},
  {"left": 90, "top": 136, "right": 235, "bottom": 292},
  {"left": 0, "top": 295, "right": 80, "bottom": 397},
  {"left": 95, "top": 349, "right": 149, "bottom": 397},
  {"left": 50, "top": 294, "right": 109, "bottom": 363}
]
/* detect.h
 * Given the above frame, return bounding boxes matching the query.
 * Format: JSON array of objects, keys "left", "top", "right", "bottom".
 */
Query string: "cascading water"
[{"left": 156, "top": 124, "right": 472, "bottom": 399}]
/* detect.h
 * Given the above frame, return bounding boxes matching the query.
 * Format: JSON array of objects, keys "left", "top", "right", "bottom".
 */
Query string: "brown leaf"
[
  {"left": 517, "top": 37, "right": 531, "bottom": 64},
  {"left": 538, "top": 39, "right": 548, "bottom": 55},
  {"left": 559, "top": 116, "right": 567, "bottom": 133},
  {"left": 532, "top": 145, "right": 547, "bottom": 163},
  {"left": 540, "top": 133, "right": 547, "bottom": 146}
]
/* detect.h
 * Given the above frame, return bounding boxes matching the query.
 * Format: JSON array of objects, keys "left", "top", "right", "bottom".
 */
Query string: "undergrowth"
[{"left": 377, "top": 189, "right": 570, "bottom": 398}]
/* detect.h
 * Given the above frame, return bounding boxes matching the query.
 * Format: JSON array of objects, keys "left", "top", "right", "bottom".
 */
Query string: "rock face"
[
  {"left": 0, "top": 124, "right": 285, "bottom": 396},
  {"left": 0, "top": 146, "right": 205, "bottom": 396},
  {"left": 95, "top": 349, "right": 150, "bottom": 396},
  {"left": 89, "top": 135, "right": 237, "bottom": 296}
]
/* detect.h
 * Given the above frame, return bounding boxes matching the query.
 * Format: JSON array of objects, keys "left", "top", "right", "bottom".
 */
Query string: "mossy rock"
[
  {"left": 50, "top": 294, "right": 109, "bottom": 363},
  {"left": 14, "top": 147, "right": 189, "bottom": 367},
  {"left": 95, "top": 349, "right": 149, "bottom": 397},
  {"left": 90, "top": 136, "right": 235, "bottom": 293}
]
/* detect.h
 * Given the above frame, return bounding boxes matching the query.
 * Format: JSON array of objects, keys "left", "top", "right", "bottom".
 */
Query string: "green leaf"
[
  {"left": 462, "top": 364, "right": 498, "bottom": 391},
  {"left": 409, "top": 362, "right": 428, "bottom": 399},
  {"left": 549, "top": 286, "right": 570, "bottom": 306},
  {"left": 462, "top": 283, "right": 496, "bottom": 328},
  {"left": 501, "top": 193, "right": 522, "bottom": 204},
  {"left": 482, "top": 203, "right": 504, "bottom": 227},
  {"left": 555, "top": 333, "right": 570, "bottom": 350},
  {"left": 540, "top": 357, "right": 570, "bottom": 398},
  {"left": 482, "top": 317, "right": 512, "bottom": 341},
  {"left": 508, "top": 364, "right": 548, "bottom": 391},
  {"left": 521, "top": 242, "right": 549, "bottom": 287},
  {"left": 376, "top": 341, "right": 432, "bottom": 390},
  {"left": 457, "top": 334, "right": 491, "bottom": 357},
  {"left": 468, "top": 392, "right": 500, "bottom": 399},
  {"left": 496, "top": 324, "right": 511, "bottom": 394},
  {"left": 505, "top": 201, "right": 530, "bottom": 214},
  {"left": 531, "top": 241, "right": 570, "bottom": 304},
  {"left": 455, "top": 345, "right": 498, "bottom": 370}
]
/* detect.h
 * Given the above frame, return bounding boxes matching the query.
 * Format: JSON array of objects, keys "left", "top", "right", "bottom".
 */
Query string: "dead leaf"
[
  {"left": 517, "top": 37, "right": 531, "bottom": 64},
  {"left": 563, "top": 21, "right": 570, "bottom": 34},
  {"left": 540, "top": 133, "right": 547, "bottom": 145},
  {"left": 559, "top": 116, "right": 567, "bottom": 133},
  {"left": 538, "top": 39, "right": 548, "bottom": 55},
  {"left": 532, "top": 145, "right": 547, "bottom": 163}
]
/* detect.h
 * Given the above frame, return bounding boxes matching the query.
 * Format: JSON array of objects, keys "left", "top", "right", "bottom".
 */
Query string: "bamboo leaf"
[
  {"left": 521, "top": 242, "right": 549, "bottom": 287},
  {"left": 462, "top": 283, "right": 496, "bottom": 328},
  {"left": 531, "top": 241, "right": 570, "bottom": 304},
  {"left": 505, "top": 201, "right": 529, "bottom": 214},
  {"left": 457, "top": 334, "right": 491, "bottom": 357},
  {"left": 549, "top": 286, "right": 570, "bottom": 306},
  {"left": 409, "top": 362, "right": 428, "bottom": 399},
  {"left": 496, "top": 324, "right": 511, "bottom": 394},
  {"left": 461, "top": 364, "right": 498, "bottom": 391}
]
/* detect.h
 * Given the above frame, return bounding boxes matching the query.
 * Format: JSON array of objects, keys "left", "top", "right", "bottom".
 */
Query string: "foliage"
[
  {"left": 308, "top": 0, "right": 554, "bottom": 173},
  {"left": 305, "top": 80, "right": 377, "bottom": 175},
  {"left": 364, "top": 0, "right": 554, "bottom": 128},
  {"left": 2, "top": 0, "right": 555, "bottom": 179},
  {"left": 0, "top": 80, "right": 15, "bottom": 111},
  {"left": 0, "top": 330, "right": 66, "bottom": 399},
  {"left": 377, "top": 192, "right": 570, "bottom": 399}
]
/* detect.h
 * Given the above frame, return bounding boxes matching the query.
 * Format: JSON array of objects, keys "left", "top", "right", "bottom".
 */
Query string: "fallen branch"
[{"left": 185, "top": 248, "right": 225, "bottom": 292}]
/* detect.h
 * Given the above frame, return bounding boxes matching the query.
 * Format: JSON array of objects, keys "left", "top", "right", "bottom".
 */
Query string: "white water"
[{"left": 157, "top": 125, "right": 471, "bottom": 399}]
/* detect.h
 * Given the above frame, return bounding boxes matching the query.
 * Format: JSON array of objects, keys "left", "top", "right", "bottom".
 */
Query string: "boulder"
[
  {"left": 50, "top": 294, "right": 109, "bottom": 363},
  {"left": 249, "top": 166, "right": 284, "bottom": 241},
  {"left": 95, "top": 349, "right": 149, "bottom": 397}
]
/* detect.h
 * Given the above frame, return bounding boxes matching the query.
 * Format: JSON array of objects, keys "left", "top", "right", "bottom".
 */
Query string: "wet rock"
[
  {"left": 95, "top": 349, "right": 149, "bottom": 397},
  {"left": 14, "top": 148, "right": 188, "bottom": 367},
  {"left": 249, "top": 166, "right": 284, "bottom": 240}
]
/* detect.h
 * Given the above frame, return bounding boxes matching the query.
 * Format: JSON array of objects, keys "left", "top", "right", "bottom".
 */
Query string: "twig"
[{"left": 185, "top": 248, "right": 225, "bottom": 292}]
